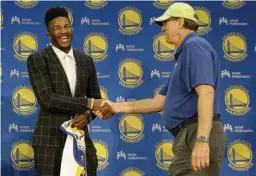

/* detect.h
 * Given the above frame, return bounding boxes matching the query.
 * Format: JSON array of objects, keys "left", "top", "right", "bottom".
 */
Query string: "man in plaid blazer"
[{"left": 27, "top": 6, "right": 113, "bottom": 176}]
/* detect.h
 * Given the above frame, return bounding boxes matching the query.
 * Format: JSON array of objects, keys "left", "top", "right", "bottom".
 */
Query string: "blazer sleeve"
[
  {"left": 85, "top": 56, "right": 102, "bottom": 122},
  {"left": 27, "top": 53, "right": 91, "bottom": 114}
]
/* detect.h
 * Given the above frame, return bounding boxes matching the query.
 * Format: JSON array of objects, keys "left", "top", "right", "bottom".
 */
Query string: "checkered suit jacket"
[{"left": 27, "top": 46, "right": 100, "bottom": 174}]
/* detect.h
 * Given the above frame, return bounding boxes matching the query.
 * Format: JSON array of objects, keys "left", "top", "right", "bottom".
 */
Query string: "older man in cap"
[{"left": 95, "top": 2, "right": 226, "bottom": 176}]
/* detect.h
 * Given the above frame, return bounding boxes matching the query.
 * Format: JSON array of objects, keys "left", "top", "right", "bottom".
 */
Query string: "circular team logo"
[
  {"left": 120, "top": 167, "right": 144, "bottom": 176},
  {"left": 222, "top": 0, "right": 245, "bottom": 9},
  {"left": 0, "top": 9, "right": 3, "bottom": 30},
  {"left": 227, "top": 140, "right": 253, "bottom": 171},
  {"left": 15, "top": 0, "right": 39, "bottom": 8},
  {"left": 118, "top": 59, "right": 143, "bottom": 88},
  {"left": 11, "top": 140, "right": 34, "bottom": 171},
  {"left": 65, "top": 7, "right": 73, "bottom": 25},
  {"left": 12, "top": 85, "right": 37, "bottom": 116},
  {"left": 84, "top": 0, "right": 108, "bottom": 9},
  {"left": 119, "top": 114, "right": 144, "bottom": 143},
  {"left": 225, "top": 85, "right": 250, "bottom": 116},
  {"left": 84, "top": 32, "right": 108, "bottom": 62},
  {"left": 194, "top": 7, "right": 212, "bottom": 35},
  {"left": 222, "top": 32, "right": 247, "bottom": 62},
  {"left": 118, "top": 7, "right": 143, "bottom": 35},
  {"left": 13, "top": 32, "right": 38, "bottom": 61},
  {"left": 93, "top": 140, "right": 109, "bottom": 171},
  {"left": 155, "top": 139, "right": 174, "bottom": 171},
  {"left": 153, "top": 0, "right": 174, "bottom": 9},
  {"left": 153, "top": 33, "right": 176, "bottom": 61},
  {"left": 100, "top": 86, "right": 108, "bottom": 99}
]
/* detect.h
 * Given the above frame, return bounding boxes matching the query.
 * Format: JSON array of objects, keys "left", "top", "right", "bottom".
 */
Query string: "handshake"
[{"left": 89, "top": 99, "right": 117, "bottom": 120}]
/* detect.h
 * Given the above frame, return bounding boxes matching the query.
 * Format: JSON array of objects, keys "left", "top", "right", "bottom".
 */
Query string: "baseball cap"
[{"left": 154, "top": 2, "right": 198, "bottom": 26}]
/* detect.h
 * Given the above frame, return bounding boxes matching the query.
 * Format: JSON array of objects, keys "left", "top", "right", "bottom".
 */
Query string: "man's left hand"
[
  {"left": 191, "top": 142, "right": 210, "bottom": 172},
  {"left": 71, "top": 113, "right": 89, "bottom": 130}
]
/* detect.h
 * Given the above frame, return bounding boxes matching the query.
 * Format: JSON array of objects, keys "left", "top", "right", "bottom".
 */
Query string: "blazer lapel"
[
  {"left": 46, "top": 46, "right": 72, "bottom": 94},
  {"left": 73, "top": 50, "right": 84, "bottom": 97}
]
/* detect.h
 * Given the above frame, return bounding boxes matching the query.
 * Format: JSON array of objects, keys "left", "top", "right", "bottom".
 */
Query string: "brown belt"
[{"left": 168, "top": 114, "right": 220, "bottom": 138}]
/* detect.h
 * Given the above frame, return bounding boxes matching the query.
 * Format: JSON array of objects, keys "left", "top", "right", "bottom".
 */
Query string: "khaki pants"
[{"left": 168, "top": 121, "right": 227, "bottom": 176}]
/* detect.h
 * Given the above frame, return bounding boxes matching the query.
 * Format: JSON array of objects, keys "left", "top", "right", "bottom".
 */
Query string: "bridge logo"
[
  {"left": 118, "top": 59, "right": 143, "bottom": 88},
  {"left": 64, "top": 7, "right": 73, "bottom": 25},
  {"left": 155, "top": 139, "right": 174, "bottom": 171},
  {"left": 222, "top": 32, "right": 247, "bottom": 62},
  {"left": 118, "top": 7, "right": 142, "bottom": 35},
  {"left": 12, "top": 85, "right": 37, "bottom": 116},
  {"left": 0, "top": 9, "right": 3, "bottom": 30},
  {"left": 119, "top": 114, "right": 144, "bottom": 143},
  {"left": 100, "top": 85, "right": 108, "bottom": 100},
  {"left": 194, "top": 7, "right": 212, "bottom": 35},
  {"left": 225, "top": 85, "right": 250, "bottom": 116},
  {"left": 227, "top": 140, "right": 253, "bottom": 171},
  {"left": 93, "top": 140, "right": 109, "bottom": 171},
  {"left": 15, "top": 0, "right": 39, "bottom": 9},
  {"left": 222, "top": 0, "right": 245, "bottom": 10},
  {"left": 154, "top": 85, "right": 164, "bottom": 115},
  {"left": 120, "top": 167, "right": 144, "bottom": 176},
  {"left": 153, "top": 33, "right": 176, "bottom": 61},
  {"left": 84, "top": 32, "right": 108, "bottom": 62},
  {"left": 13, "top": 32, "right": 38, "bottom": 61},
  {"left": 84, "top": 0, "right": 108, "bottom": 9},
  {"left": 153, "top": 0, "right": 174, "bottom": 10},
  {"left": 11, "top": 140, "right": 34, "bottom": 171}
]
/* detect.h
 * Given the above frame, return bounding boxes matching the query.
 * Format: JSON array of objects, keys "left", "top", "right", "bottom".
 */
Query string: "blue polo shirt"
[{"left": 159, "top": 32, "right": 220, "bottom": 130}]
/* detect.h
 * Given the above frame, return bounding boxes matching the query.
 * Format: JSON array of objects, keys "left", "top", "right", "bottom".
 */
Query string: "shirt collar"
[
  {"left": 52, "top": 45, "right": 74, "bottom": 60},
  {"left": 175, "top": 32, "right": 198, "bottom": 61}
]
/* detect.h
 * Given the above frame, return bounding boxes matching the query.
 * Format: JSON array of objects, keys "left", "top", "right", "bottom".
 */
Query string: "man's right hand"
[
  {"left": 89, "top": 99, "right": 115, "bottom": 119},
  {"left": 93, "top": 99, "right": 116, "bottom": 120}
]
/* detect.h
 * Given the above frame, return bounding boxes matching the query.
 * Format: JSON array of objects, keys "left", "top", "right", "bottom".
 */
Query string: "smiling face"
[{"left": 47, "top": 16, "right": 73, "bottom": 53}]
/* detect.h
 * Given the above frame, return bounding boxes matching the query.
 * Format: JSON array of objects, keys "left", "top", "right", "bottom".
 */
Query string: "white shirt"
[{"left": 52, "top": 45, "right": 77, "bottom": 97}]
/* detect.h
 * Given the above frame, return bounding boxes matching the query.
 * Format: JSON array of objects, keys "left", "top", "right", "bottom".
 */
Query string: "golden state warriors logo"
[
  {"left": 11, "top": 140, "right": 34, "bottom": 171},
  {"left": 153, "top": 33, "right": 176, "bottom": 61},
  {"left": 100, "top": 85, "right": 108, "bottom": 100},
  {"left": 84, "top": 0, "right": 108, "bottom": 9},
  {"left": 0, "top": 9, "right": 3, "bottom": 30},
  {"left": 222, "top": 0, "right": 245, "bottom": 9},
  {"left": 65, "top": 7, "right": 73, "bottom": 25},
  {"left": 84, "top": 32, "right": 108, "bottom": 62},
  {"left": 222, "top": 32, "right": 247, "bottom": 62},
  {"left": 227, "top": 140, "right": 253, "bottom": 171},
  {"left": 155, "top": 139, "right": 174, "bottom": 171},
  {"left": 194, "top": 7, "right": 212, "bottom": 35},
  {"left": 153, "top": 0, "right": 174, "bottom": 9},
  {"left": 118, "top": 59, "right": 143, "bottom": 88},
  {"left": 119, "top": 114, "right": 144, "bottom": 143},
  {"left": 225, "top": 85, "right": 250, "bottom": 116},
  {"left": 120, "top": 167, "right": 144, "bottom": 176},
  {"left": 93, "top": 140, "right": 109, "bottom": 171},
  {"left": 13, "top": 32, "right": 38, "bottom": 61},
  {"left": 118, "top": 7, "right": 142, "bottom": 35},
  {"left": 15, "top": 0, "right": 38, "bottom": 8},
  {"left": 12, "top": 85, "right": 37, "bottom": 116}
]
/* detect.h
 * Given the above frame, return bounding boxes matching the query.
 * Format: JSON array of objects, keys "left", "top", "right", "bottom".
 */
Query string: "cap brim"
[{"left": 154, "top": 15, "right": 170, "bottom": 26}]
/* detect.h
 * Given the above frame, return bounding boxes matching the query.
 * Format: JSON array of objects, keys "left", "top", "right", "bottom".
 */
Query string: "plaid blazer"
[{"left": 27, "top": 46, "right": 100, "bottom": 164}]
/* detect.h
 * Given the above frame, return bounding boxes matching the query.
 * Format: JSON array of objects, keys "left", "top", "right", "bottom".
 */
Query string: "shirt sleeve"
[
  {"left": 182, "top": 40, "right": 215, "bottom": 92},
  {"left": 159, "top": 79, "right": 170, "bottom": 96}
]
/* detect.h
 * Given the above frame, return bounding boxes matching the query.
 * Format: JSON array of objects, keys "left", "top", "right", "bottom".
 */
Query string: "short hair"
[
  {"left": 183, "top": 14, "right": 199, "bottom": 32},
  {"left": 45, "top": 6, "right": 69, "bottom": 28}
]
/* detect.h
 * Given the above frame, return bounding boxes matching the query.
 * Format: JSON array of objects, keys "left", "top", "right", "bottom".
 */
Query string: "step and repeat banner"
[{"left": 1, "top": 0, "right": 255, "bottom": 176}]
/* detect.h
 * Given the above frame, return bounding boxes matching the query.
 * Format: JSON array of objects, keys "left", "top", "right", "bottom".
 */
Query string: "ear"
[
  {"left": 178, "top": 18, "right": 185, "bottom": 28},
  {"left": 47, "top": 32, "right": 51, "bottom": 40}
]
